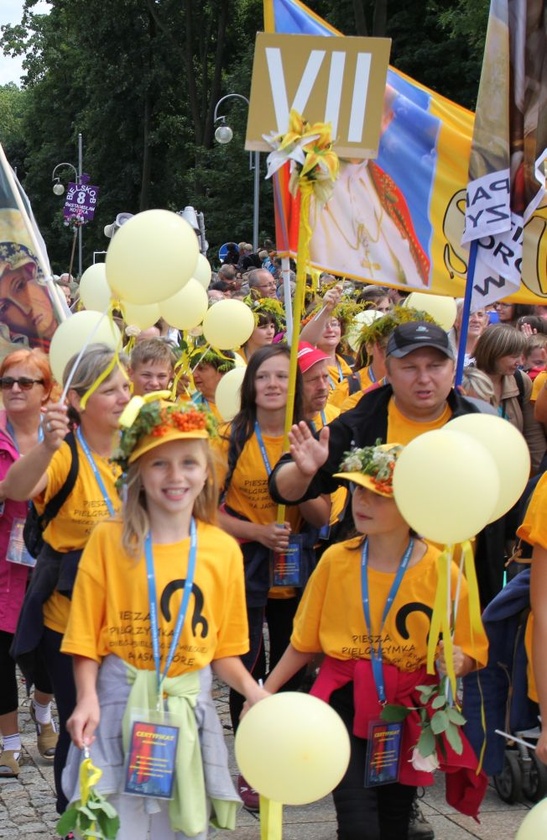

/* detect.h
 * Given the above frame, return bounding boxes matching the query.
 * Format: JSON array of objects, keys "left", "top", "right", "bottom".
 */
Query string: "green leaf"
[
  {"left": 56, "top": 808, "right": 78, "bottom": 835},
  {"left": 445, "top": 722, "right": 464, "bottom": 755},
  {"left": 381, "top": 704, "right": 411, "bottom": 722},
  {"left": 431, "top": 710, "right": 449, "bottom": 734},
  {"left": 416, "top": 684, "right": 437, "bottom": 698},
  {"left": 417, "top": 725, "right": 436, "bottom": 757},
  {"left": 431, "top": 694, "right": 446, "bottom": 710},
  {"left": 447, "top": 707, "right": 466, "bottom": 725}
]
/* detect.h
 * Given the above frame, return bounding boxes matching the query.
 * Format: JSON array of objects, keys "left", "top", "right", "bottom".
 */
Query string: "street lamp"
[
  {"left": 51, "top": 132, "right": 83, "bottom": 278},
  {"left": 213, "top": 94, "right": 260, "bottom": 252}
]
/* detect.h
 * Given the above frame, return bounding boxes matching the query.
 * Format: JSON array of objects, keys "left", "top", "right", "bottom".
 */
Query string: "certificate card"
[
  {"left": 365, "top": 720, "right": 403, "bottom": 787},
  {"left": 124, "top": 720, "right": 179, "bottom": 799}
]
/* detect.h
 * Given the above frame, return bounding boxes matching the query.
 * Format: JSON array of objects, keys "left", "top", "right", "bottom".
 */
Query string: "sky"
[{"left": 0, "top": 0, "right": 51, "bottom": 86}]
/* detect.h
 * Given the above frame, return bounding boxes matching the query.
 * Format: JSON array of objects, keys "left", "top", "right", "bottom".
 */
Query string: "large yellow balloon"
[
  {"left": 193, "top": 254, "right": 212, "bottom": 290},
  {"left": 449, "top": 414, "right": 531, "bottom": 522},
  {"left": 159, "top": 279, "right": 208, "bottom": 330},
  {"left": 215, "top": 367, "right": 246, "bottom": 420},
  {"left": 122, "top": 301, "right": 162, "bottom": 331},
  {"left": 105, "top": 210, "right": 199, "bottom": 305},
  {"left": 392, "top": 429, "right": 499, "bottom": 543},
  {"left": 202, "top": 299, "right": 255, "bottom": 349},
  {"left": 516, "top": 798, "right": 547, "bottom": 838},
  {"left": 404, "top": 292, "right": 457, "bottom": 331},
  {"left": 79, "top": 263, "right": 112, "bottom": 312},
  {"left": 49, "top": 311, "right": 121, "bottom": 384},
  {"left": 235, "top": 693, "right": 350, "bottom": 805}
]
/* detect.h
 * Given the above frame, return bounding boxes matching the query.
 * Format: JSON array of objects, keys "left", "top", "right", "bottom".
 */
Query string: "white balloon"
[
  {"left": 122, "top": 301, "right": 161, "bottom": 330},
  {"left": 215, "top": 367, "right": 246, "bottom": 420},
  {"left": 193, "top": 254, "right": 212, "bottom": 290},
  {"left": 79, "top": 263, "right": 112, "bottom": 312},
  {"left": 49, "top": 310, "right": 121, "bottom": 384},
  {"left": 159, "top": 279, "right": 208, "bottom": 330}
]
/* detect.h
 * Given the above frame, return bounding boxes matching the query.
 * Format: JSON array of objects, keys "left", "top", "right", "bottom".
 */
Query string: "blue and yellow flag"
[{"left": 264, "top": 0, "right": 547, "bottom": 303}]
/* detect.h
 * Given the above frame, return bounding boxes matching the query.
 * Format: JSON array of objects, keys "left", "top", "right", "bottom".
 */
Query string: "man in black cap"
[
  {"left": 270, "top": 321, "right": 480, "bottom": 507},
  {"left": 269, "top": 321, "right": 486, "bottom": 840}
]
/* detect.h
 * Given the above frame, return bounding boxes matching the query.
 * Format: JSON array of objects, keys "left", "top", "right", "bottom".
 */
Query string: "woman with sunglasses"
[
  {"left": 0, "top": 349, "right": 57, "bottom": 777},
  {"left": 0, "top": 343, "right": 131, "bottom": 815}
]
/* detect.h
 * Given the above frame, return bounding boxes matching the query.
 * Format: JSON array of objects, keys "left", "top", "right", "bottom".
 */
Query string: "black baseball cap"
[{"left": 386, "top": 321, "right": 454, "bottom": 359}]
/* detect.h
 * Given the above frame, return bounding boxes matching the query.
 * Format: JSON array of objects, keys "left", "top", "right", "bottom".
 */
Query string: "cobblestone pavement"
[{"left": 0, "top": 676, "right": 536, "bottom": 839}]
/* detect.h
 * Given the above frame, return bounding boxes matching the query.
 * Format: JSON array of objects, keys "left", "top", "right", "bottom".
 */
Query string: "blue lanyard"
[
  {"left": 76, "top": 428, "right": 116, "bottom": 517},
  {"left": 254, "top": 421, "right": 273, "bottom": 476},
  {"left": 145, "top": 518, "right": 197, "bottom": 703},
  {"left": 360, "top": 537, "right": 414, "bottom": 705},
  {"left": 6, "top": 419, "right": 44, "bottom": 453},
  {"left": 327, "top": 357, "right": 344, "bottom": 390},
  {"left": 192, "top": 392, "right": 209, "bottom": 410},
  {"left": 309, "top": 410, "right": 327, "bottom": 434}
]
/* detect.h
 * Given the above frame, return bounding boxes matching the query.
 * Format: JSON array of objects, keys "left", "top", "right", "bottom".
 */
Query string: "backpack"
[{"left": 23, "top": 432, "right": 79, "bottom": 558}]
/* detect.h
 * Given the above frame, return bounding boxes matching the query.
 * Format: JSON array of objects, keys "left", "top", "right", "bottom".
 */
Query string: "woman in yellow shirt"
[{"left": 1, "top": 343, "right": 130, "bottom": 814}]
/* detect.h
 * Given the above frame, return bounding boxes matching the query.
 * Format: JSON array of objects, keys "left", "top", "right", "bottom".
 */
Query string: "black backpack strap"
[
  {"left": 514, "top": 369, "right": 525, "bottom": 410},
  {"left": 41, "top": 431, "right": 79, "bottom": 526},
  {"left": 346, "top": 372, "right": 362, "bottom": 396}
]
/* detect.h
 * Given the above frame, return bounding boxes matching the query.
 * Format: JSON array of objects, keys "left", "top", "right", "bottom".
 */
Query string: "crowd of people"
[{"left": 1, "top": 236, "right": 547, "bottom": 840}]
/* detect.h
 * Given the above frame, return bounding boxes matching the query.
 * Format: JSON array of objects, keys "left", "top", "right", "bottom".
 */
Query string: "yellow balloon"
[
  {"left": 49, "top": 311, "right": 121, "bottom": 384},
  {"left": 392, "top": 429, "right": 499, "bottom": 543},
  {"left": 159, "top": 279, "right": 208, "bottom": 330},
  {"left": 79, "top": 263, "right": 112, "bottom": 312},
  {"left": 193, "top": 254, "right": 212, "bottom": 290},
  {"left": 202, "top": 299, "right": 255, "bottom": 349},
  {"left": 105, "top": 210, "right": 199, "bottom": 305},
  {"left": 404, "top": 292, "right": 457, "bottom": 331},
  {"left": 215, "top": 367, "right": 246, "bottom": 420},
  {"left": 122, "top": 301, "right": 161, "bottom": 331},
  {"left": 235, "top": 693, "right": 350, "bottom": 805},
  {"left": 448, "top": 414, "right": 531, "bottom": 522},
  {"left": 516, "top": 798, "right": 547, "bottom": 838}
]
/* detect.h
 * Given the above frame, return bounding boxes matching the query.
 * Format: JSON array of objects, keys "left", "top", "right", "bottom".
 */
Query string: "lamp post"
[
  {"left": 51, "top": 132, "right": 83, "bottom": 278},
  {"left": 213, "top": 94, "right": 260, "bottom": 252}
]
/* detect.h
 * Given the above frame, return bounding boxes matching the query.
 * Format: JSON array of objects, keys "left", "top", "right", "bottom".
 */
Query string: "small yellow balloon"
[
  {"left": 49, "top": 311, "right": 121, "bottom": 384},
  {"left": 122, "top": 301, "right": 162, "bottom": 331},
  {"left": 159, "top": 279, "right": 208, "bottom": 330},
  {"left": 105, "top": 210, "right": 199, "bottom": 305},
  {"left": 79, "top": 263, "right": 112, "bottom": 312},
  {"left": 215, "top": 367, "right": 246, "bottom": 420},
  {"left": 404, "top": 292, "right": 457, "bottom": 331},
  {"left": 235, "top": 693, "right": 350, "bottom": 805},
  {"left": 448, "top": 414, "right": 531, "bottom": 522},
  {"left": 193, "top": 254, "right": 212, "bottom": 290},
  {"left": 516, "top": 798, "right": 547, "bottom": 838},
  {"left": 202, "top": 299, "right": 255, "bottom": 349},
  {"left": 392, "top": 429, "right": 499, "bottom": 543}
]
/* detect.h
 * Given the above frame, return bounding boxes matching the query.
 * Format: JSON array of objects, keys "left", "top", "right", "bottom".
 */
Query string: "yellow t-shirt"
[
  {"left": 531, "top": 370, "right": 547, "bottom": 402},
  {"left": 291, "top": 537, "right": 488, "bottom": 671},
  {"left": 214, "top": 427, "right": 301, "bottom": 532},
  {"left": 61, "top": 519, "right": 249, "bottom": 674},
  {"left": 515, "top": 474, "right": 547, "bottom": 703},
  {"left": 327, "top": 355, "right": 353, "bottom": 391},
  {"left": 330, "top": 366, "right": 379, "bottom": 410},
  {"left": 35, "top": 437, "right": 122, "bottom": 634},
  {"left": 387, "top": 398, "right": 452, "bottom": 445}
]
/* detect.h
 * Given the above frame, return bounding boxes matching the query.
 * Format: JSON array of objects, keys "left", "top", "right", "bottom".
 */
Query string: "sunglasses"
[{"left": 0, "top": 376, "right": 45, "bottom": 391}]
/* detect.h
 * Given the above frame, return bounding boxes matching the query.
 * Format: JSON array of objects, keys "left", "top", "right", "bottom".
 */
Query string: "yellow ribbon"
[
  {"left": 427, "top": 545, "right": 457, "bottom": 698},
  {"left": 79, "top": 755, "right": 102, "bottom": 807}
]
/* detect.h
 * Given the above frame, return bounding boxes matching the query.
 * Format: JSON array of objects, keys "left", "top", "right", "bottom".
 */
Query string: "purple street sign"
[{"left": 63, "top": 181, "right": 100, "bottom": 224}]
